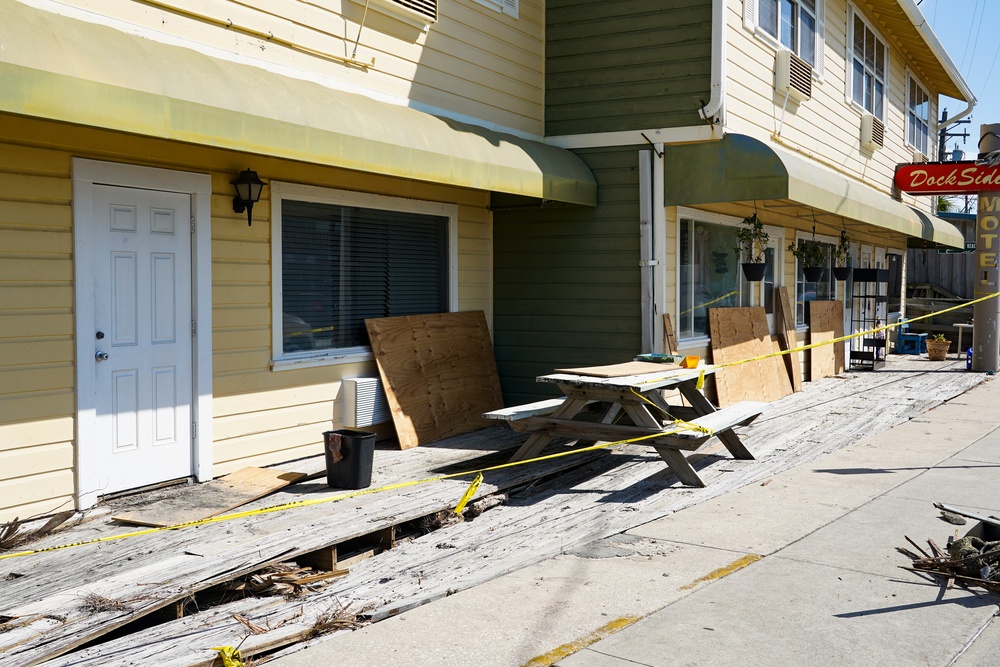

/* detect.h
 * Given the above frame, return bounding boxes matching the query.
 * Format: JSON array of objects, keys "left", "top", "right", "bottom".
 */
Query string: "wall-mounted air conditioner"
[
  {"left": 343, "top": 377, "right": 391, "bottom": 428},
  {"left": 775, "top": 49, "right": 812, "bottom": 102},
  {"left": 861, "top": 113, "right": 885, "bottom": 151},
  {"left": 912, "top": 150, "right": 928, "bottom": 163}
]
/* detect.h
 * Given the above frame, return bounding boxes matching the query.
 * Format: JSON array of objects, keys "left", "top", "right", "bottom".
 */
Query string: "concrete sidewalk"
[{"left": 271, "top": 377, "right": 1000, "bottom": 667}]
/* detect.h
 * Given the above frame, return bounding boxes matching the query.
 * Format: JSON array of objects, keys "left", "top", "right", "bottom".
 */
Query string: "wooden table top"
[{"left": 537, "top": 364, "right": 717, "bottom": 392}]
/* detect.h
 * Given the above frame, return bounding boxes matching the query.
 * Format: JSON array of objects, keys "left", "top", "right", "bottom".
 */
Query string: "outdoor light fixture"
[{"left": 231, "top": 168, "right": 266, "bottom": 226}]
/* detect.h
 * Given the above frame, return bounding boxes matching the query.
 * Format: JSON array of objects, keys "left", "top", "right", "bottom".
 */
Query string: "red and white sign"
[{"left": 894, "top": 161, "right": 1000, "bottom": 195}]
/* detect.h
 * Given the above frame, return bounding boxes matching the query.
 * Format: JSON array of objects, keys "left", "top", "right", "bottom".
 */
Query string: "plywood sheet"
[
  {"left": 555, "top": 361, "right": 680, "bottom": 377},
  {"left": 708, "top": 307, "right": 793, "bottom": 406},
  {"left": 366, "top": 311, "right": 503, "bottom": 450},
  {"left": 775, "top": 286, "right": 803, "bottom": 392},
  {"left": 808, "top": 300, "right": 846, "bottom": 381},
  {"left": 662, "top": 313, "right": 677, "bottom": 354},
  {"left": 111, "top": 467, "right": 305, "bottom": 527}
]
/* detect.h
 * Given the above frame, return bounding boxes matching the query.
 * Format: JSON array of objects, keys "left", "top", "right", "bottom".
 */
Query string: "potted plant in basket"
[
  {"left": 788, "top": 239, "right": 827, "bottom": 282},
  {"left": 833, "top": 230, "right": 852, "bottom": 281},
  {"left": 926, "top": 333, "right": 952, "bottom": 361},
  {"left": 735, "top": 212, "right": 769, "bottom": 281}
]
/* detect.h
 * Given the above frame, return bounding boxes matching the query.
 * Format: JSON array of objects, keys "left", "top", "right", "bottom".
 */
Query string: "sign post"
[
  {"left": 973, "top": 124, "right": 1000, "bottom": 371},
  {"left": 893, "top": 125, "right": 1000, "bottom": 372}
]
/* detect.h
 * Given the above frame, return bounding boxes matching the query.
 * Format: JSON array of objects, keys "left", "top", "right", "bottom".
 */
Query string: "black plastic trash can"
[{"left": 323, "top": 429, "right": 376, "bottom": 489}]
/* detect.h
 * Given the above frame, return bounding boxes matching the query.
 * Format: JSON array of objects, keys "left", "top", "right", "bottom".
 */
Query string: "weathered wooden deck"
[{"left": 0, "top": 356, "right": 990, "bottom": 666}]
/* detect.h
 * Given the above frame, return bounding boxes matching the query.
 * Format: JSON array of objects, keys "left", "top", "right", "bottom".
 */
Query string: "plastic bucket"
[{"left": 323, "top": 429, "right": 376, "bottom": 489}]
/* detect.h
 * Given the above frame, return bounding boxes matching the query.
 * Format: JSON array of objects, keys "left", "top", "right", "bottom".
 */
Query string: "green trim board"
[
  {"left": 0, "top": 0, "right": 596, "bottom": 206},
  {"left": 663, "top": 134, "right": 964, "bottom": 249}
]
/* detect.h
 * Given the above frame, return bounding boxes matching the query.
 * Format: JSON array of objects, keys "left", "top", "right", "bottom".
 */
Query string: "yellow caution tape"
[
  {"left": 2, "top": 294, "right": 995, "bottom": 562},
  {"left": 453, "top": 472, "right": 483, "bottom": 514},
  {"left": 696, "top": 370, "right": 705, "bottom": 390},
  {"left": 680, "top": 290, "right": 740, "bottom": 316},
  {"left": 211, "top": 646, "right": 245, "bottom": 667}
]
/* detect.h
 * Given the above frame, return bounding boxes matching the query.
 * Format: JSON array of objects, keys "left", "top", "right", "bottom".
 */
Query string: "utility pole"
[{"left": 939, "top": 107, "right": 970, "bottom": 160}]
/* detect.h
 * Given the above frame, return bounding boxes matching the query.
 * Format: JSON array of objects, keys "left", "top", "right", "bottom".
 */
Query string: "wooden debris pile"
[{"left": 898, "top": 503, "right": 1000, "bottom": 596}]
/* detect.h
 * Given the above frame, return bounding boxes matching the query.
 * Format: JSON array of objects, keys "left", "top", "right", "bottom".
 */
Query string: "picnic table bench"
[{"left": 483, "top": 362, "right": 765, "bottom": 487}]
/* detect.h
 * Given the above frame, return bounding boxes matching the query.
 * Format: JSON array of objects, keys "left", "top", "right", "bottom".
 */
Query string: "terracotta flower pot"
[{"left": 926, "top": 339, "right": 951, "bottom": 361}]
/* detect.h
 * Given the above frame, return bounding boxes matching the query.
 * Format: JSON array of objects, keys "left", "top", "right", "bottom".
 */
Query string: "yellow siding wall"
[
  {"left": 0, "top": 116, "right": 492, "bottom": 520},
  {"left": 0, "top": 145, "right": 77, "bottom": 521},
  {"left": 45, "top": 0, "right": 544, "bottom": 136},
  {"left": 724, "top": 0, "right": 938, "bottom": 214}
]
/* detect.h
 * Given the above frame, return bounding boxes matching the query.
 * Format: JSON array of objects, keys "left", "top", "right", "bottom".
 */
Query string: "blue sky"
[{"left": 918, "top": 0, "right": 998, "bottom": 159}]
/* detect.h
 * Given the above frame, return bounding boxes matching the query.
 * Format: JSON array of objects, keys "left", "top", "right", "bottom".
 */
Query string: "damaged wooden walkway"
[{"left": 0, "top": 358, "right": 989, "bottom": 666}]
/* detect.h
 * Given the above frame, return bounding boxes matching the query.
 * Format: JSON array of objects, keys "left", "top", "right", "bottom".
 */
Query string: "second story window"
[
  {"left": 850, "top": 10, "right": 887, "bottom": 119},
  {"left": 759, "top": 0, "right": 818, "bottom": 65},
  {"left": 908, "top": 76, "right": 931, "bottom": 156}
]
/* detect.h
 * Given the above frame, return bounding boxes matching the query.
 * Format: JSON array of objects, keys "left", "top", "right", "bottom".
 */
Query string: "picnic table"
[{"left": 484, "top": 361, "right": 765, "bottom": 487}]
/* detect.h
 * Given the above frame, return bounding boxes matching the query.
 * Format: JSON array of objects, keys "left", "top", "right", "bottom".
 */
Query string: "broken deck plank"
[
  {"left": 111, "top": 467, "right": 307, "bottom": 527},
  {"left": 37, "top": 359, "right": 989, "bottom": 667}
]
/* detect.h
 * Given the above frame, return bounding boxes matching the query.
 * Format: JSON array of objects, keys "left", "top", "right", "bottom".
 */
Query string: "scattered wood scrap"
[
  {"left": 774, "top": 287, "right": 803, "bottom": 392},
  {"left": 807, "top": 300, "right": 845, "bottom": 380},
  {"left": 112, "top": 467, "right": 306, "bottom": 527},
  {"left": 900, "top": 533, "right": 1000, "bottom": 595}
]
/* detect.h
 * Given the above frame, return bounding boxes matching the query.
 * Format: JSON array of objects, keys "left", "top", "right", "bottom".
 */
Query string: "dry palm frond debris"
[
  {"left": 222, "top": 563, "right": 349, "bottom": 599},
  {"left": 0, "top": 511, "right": 74, "bottom": 551},
  {"left": 78, "top": 592, "right": 148, "bottom": 614},
  {"left": 304, "top": 599, "right": 370, "bottom": 639}
]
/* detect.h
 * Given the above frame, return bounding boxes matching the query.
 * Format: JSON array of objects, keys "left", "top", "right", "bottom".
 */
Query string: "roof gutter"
[
  {"left": 897, "top": 0, "right": 977, "bottom": 127},
  {"left": 698, "top": 0, "right": 726, "bottom": 123}
]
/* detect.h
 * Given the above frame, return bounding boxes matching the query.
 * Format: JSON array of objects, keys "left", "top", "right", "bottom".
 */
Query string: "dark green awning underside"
[{"left": 663, "top": 134, "right": 963, "bottom": 248}]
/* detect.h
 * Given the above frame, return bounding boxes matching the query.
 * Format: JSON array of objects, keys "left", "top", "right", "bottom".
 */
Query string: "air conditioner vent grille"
[{"left": 775, "top": 50, "right": 812, "bottom": 102}]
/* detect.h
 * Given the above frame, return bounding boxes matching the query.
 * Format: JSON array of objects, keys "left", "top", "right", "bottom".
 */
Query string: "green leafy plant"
[
  {"left": 834, "top": 230, "right": 851, "bottom": 267},
  {"left": 930, "top": 333, "right": 949, "bottom": 342},
  {"left": 787, "top": 239, "right": 827, "bottom": 269},
  {"left": 735, "top": 213, "right": 769, "bottom": 263}
]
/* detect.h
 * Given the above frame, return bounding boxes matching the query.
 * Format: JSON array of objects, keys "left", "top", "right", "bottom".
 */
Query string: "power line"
[{"left": 958, "top": 0, "right": 983, "bottom": 74}]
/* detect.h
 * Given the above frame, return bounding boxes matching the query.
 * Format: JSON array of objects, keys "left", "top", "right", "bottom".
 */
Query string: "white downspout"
[
  {"left": 698, "top": 0, "right": 727, "bottom": 123},
  {"left": 652, "top": 144, "right": 667, "bottom": 352}
]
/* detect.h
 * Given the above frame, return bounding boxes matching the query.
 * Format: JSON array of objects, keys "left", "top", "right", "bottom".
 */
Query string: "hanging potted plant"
[
  {"left": 926, "top": 333, "right": 952, "bottom": 361},
  {"left": 788, "top": 239, "right": 827, "bottom": 282},
  {"left": 735, "top": 211, "right": 769, "bottom": 281},
  {"left": 833, "top": 230, "right": 852, "bottom": 282}
]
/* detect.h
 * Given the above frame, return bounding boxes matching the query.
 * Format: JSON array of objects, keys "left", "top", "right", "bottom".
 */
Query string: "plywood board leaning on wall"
[
  {"left": 774, "top": 286, "right": 803, "bottom": 392},
  {"left": 366, "top": 311, "right": 504, "bottom": 450},
  {"left": 807, "top": 300, "right": 845, "bottom": 380},
  {"left": 708, "top": 307, "right": 793, "bottom": 406}
]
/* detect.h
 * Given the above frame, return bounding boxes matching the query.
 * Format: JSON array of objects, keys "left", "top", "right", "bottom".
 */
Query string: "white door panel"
[{"left": 92, "top": 185, "right": 193, "bottom": 493}]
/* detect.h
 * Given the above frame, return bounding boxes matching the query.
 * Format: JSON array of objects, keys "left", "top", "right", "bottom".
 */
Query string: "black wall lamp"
[{"left": 231, "top": 168, "right": 266, "bottom": 226}]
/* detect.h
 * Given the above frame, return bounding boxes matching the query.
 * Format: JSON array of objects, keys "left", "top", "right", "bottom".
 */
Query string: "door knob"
[{"left": 95, "top": 351, "right": 109, "bottom": 362}]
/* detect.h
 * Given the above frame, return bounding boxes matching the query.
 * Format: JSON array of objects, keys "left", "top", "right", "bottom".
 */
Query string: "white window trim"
[
  {"left": 674, "top": 207, "right": 784, "bottom": 347},
  {"left": 472, "top": 0, "right": 518, "bottom": 19},
  {"left": 905, "top": 69, "right": 933, "bottom": 157},
  {"left": 270, "top": 182, "right": 459, "bottom": 370},
  {"left": 792, "top": 230, "right": 839, "bottom": 330},
  {"left": 845, "top": 4, "right": 889, "bottom": 120},
  {"left": 743, "top": 0, "right": 826, "bottom": 79}
]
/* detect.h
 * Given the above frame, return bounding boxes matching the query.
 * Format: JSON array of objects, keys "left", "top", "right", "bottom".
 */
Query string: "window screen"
[{"left": 280, "top": 200, "right": 448, "bottom": 354}]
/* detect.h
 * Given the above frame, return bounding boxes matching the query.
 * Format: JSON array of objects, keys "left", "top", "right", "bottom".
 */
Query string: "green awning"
[
  {"left": 663, "top": 133, "right": 963, "bottom": 248},
  {"left": 0, "top": 0, "right": 596, "bottom": 206}
]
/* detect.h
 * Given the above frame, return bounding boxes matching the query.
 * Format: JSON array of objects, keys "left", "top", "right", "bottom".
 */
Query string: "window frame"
[
  {"left": 792, "top": 230, "right": 838, "bottom": 328},
  {"left": 270, "top": 182, "right": 459, "bottom": 370},
  {"left": 745, "top": 0, "right": 826, "bottom": 76},
  {"left": 846, "top": 5, "right": 889, "bottom": 121},
  {"left": 906, "top": 71, "right": 933, "bottom": 157},
  {"left": 675, "top": 207, "right": 783, "bottom": 346}
]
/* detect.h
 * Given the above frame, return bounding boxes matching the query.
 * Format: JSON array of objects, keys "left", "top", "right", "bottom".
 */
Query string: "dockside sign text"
[{"left": 894, "top": 161, "right": 1000, "bottom": 195}]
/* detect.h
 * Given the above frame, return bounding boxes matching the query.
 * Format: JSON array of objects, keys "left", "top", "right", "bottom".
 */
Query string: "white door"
[{"left": 90, "top": 184, "right": 193, "bottom": 493}]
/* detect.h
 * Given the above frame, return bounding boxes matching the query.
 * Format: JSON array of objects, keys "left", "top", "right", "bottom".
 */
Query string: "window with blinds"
[{"left": 280, "top": 199, "right": 449, "bottom": 355}]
